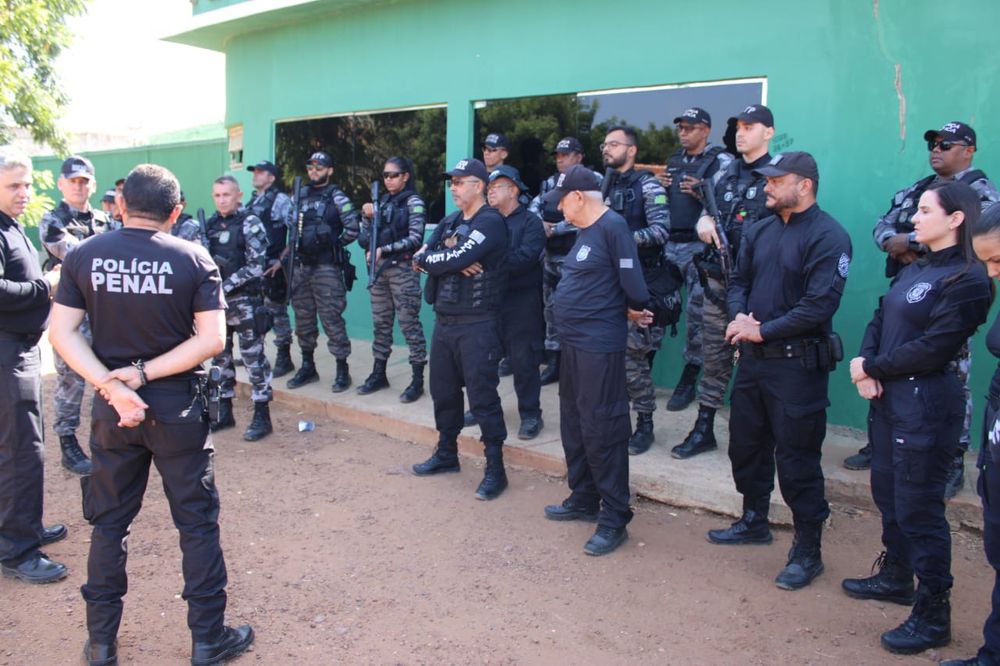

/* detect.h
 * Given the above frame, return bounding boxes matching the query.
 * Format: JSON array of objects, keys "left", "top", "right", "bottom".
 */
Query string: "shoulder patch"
[
  {"left": 837, "top": 253, "right": 850, "bottom": 278},
  {"left": 469, "top": 229, "right": 486, "bottom": 244},
  {"left": 906, "top": 282, "right": 933, "bottom": 304},
  {"left": 412, "top": 205, "right": 425, "bottom": 214},
  {"left": 653, "top": 194, "right": 667, "bottom": 205}
]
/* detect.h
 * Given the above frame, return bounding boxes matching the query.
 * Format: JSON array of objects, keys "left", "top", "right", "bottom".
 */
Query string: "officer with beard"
[
  {"left": 285, "top": 151, "right": 360, "bottom": 393},
  {"left": 246, "top": 160, "right": 294, "bottom": 378},
  {"left": 600, "top": 125, "right": 671, "bottom": 456}
]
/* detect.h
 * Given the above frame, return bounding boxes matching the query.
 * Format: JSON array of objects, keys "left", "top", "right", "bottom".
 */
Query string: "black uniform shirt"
[
  {"left": 55, "top": 228, "right": 225, "bottom": 376},
  {"left": 418, "top": 205, "right": 507, "bottom": 275},
  {"left": 728, "top": 203, "right": 852, "bottom": 341},
  {"left": 987, "top": 314, "right": 1000, "bottom": 403},
  {"left": 0, "top": 211, "right": 51, "bottom": 335},
  {"left": 501, "top": 205, "right": 545, "bottom": 292},
  {"left": 860, "top": 245, "right": 991, "bottom": 381},
  {"left": 553, "top": 210, "right": 650, "bottom": 353}
]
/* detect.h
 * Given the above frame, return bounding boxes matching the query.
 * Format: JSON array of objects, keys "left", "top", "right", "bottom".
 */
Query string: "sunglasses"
[
  {"left": 927, "top": 140, "right": 968, "bottom": 152},
  {"left": 382, "top": 171, "right": 404, "bottom": 179}
]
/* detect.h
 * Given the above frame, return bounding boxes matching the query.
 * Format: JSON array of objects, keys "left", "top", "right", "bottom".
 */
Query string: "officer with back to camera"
[
  {"left": 49, "top": 164, "right": 254, "bottom": 666},
  {"left": 411, "top": 158, "right": 510, "bottom": 501}
]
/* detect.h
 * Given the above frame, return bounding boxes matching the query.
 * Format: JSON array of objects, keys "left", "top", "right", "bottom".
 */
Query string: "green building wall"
[{"left": 179, "top": 0, "right": 1000, "bottom": 432}]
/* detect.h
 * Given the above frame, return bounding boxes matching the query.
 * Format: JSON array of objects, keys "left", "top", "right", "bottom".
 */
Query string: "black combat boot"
[
  {"left": 356, "top": 359, "right": 389, "bottom": 395},
  {"left": 331, "top": 358, "right": 351, "bottom": 393},
  {"left": 671, "top": 405, "right": 718, "bottom": 459},
  {"left": 475, "top": 448, "right": 508, "bottom": 501},
  {"left": 60, "top": 434, "right": 92, "bottom": 475},
  {"left": 286, "top": 350, "right": 319, "bottom": 389},
  {"left": 666, "top": 362, "right": 700, "bottom": 411},
  {"left": 944, "top": 453, "right": 966, "bottom": 499},
  {"left": 708, "top": 498, "right": 773, "bottom": 545},
  {"left": 539, "top": 350, "right": 560, "bottom": 386},
  {"left": 83, "top": 639, "right": 118, "bottom": 666},
  {"left": 399, "top": 363, "right": 425, "bottom": 403},
  {"left": 880, "top": 585, "right": 951, "bottom": 654},
  {"left": 775, "top": 523, "right": 824, "bottom": 590},
  {"left": 191, "top": 624, "right": 255, "bottom": 666},
  {"left": 843, "top": 441, "right": 873, "bottom": 470},
  {"left": 242, "top": 402, "right": 273, "bottom": 442},
  {"left": 627, "top": 412, "right": 655, "bottom": 455},
  {"left": 272, "top": 344, "right": 295, "bottom": 378},
  {"left": 210, "top": 398, "right": 235, "bottom": 433},
  {"left": 842, "top": 551, "right": 915, "bottom": 605},
  {"left": 412, "top": 443, "right": 461, "bottom": 476}
]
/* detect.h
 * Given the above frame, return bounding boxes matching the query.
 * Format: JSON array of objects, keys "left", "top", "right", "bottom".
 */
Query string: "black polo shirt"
[{"left": 0, "top": 212, "right": 51, "bottom": 335}]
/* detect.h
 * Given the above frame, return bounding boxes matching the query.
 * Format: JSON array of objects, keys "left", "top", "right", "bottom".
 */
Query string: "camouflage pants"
[
  {"left": 625, "top": 321, "right": 665, "bottom": 414},
  {"left": 264, "top": 295, "right": 293, "bottom": 347},
  {"left": 213, "top": 293, "right": 273, "bottom": 402},
  {"left": 52, "top": 315, "right": 91, "bottom": 436},
  {"left": 697, "top": 275, "right": 735, "bottom": 410},
  {"left": 948, "top": 339, "right": 973, "bottom": 452},
  {"left": 542, "top": 253, "right": 567, "bottom": 352},
  {"left": 665, "top": 240, "right": 705, "bottom": 366},
  {"left": 291, "top": 263, "right": 351, "bottom": 360},
  {"left": 369, "top": 262, "right": 426, "bottom": 365}
]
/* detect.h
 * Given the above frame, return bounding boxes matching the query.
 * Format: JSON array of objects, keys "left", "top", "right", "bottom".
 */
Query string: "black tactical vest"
[
  {"left": 296, "top": 183, "right": 343, "bottom": 265},
  {"left": 666, "top": 146, "right": 724, "bottom": 236},
  {"left": 248, "top": 187, "right": 286, "bottom": 260},
  {"left": 716, "top": 159, "right": 769, "bottom": 256},
  {"left": 608, "top": 169, "right": 659, "bottom": 264},
  {"left": 170, "top": 213, "right": 194, "bottom": 237},
  {"left": 43, "top": 202, "right": 110, "bottom": 269},
  {"left": 430, "top": 212, "right": 507, "bottom": 317},
  {"left": 375, "top": 189, "right": 416, "bottom": 257},
  {"left": 206, "top": 210, "right": 248, "bottom": 284},
  {"left": 538, "top": 176, "right": 575, "bottom": 256}
]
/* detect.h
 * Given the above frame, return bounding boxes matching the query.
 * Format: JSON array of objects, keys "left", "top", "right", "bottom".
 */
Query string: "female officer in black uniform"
[
  {"left": 844, "top": 180, "right": 992, "bottom": 655},
  {"left": 942, "top": 202, "right": 1000, "bottom": 666}
]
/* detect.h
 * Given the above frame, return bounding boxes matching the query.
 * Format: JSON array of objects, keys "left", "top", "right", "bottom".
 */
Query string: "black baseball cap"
[
  {"left": 61, "top": 156, "right": 95, "bottom": 181},
  {"left": 101, "top": 189, "right": 116, "bottom": 203},
  {"left": 489, "top": 165, "right": 529, "bottom": 192},
  {"left": 306, "top": 151, "right": 333, "bottom": 167},
  {"left": 248, "top": 160, "right": 280, "bottom": 177},
  {"left": 924, "top": 121, "right": 977, "bottom": 147},
  {"left": 753, "top": 151, "right": 819, "bottom": 182},
  {"left": 482, "top": 133, "right": 510, "bottom": 150},
  {"left": 734, "top": 104, "right": 774, "bottom": 128},
  {"left": 673, "top": 107, "right": 712, "bottom": 127},
  {"left": 541, "top": 164, "right": 601, "bottom": 204},
  {"left": 552, "top": 137, "right": 584, "bottom": 154},
  {"left": 443, "top": 157, "right": 489, "bottom": 182}
]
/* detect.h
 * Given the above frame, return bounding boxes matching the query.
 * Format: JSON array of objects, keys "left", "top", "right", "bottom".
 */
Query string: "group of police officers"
[{"left": 4, "top": 102, "right": 1000, "bottom": 664}]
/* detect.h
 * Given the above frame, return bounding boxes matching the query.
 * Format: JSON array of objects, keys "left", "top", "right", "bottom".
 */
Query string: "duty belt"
[{"left": 748, "top": 339, "right": 816, "bottom": 360}]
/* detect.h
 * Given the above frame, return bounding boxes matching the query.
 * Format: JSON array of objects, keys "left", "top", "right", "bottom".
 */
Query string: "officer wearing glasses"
[{"left": 846, "top": 122, "right": 1000, "bottom": 494}]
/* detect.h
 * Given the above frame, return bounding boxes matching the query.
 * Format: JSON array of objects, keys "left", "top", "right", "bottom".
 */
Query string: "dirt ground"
[{"left": 2, "top": 379, "right": 997, "bottom": 665}]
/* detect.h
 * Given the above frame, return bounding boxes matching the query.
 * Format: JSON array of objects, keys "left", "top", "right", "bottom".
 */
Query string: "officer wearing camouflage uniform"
[
  {"left": 39, "top": 155, "right": 110, "bottom": 475},
  {"left": 529, "top": 137, "right": 603, "bottom": 386},
  {"left": 285, "top": 151, "right": 360, "bottom": 393},
  {"left": 357, "top": 156, "right": 428, "bottom": 402},
  {"left": 600, "top": 125, "right": 670, "bottom": 456},
  {"left": 101, "top": 189, "right": 122, "bottom": 230},
  {"left": 205, "top": 175, "right": 274, "bottom": 442},
  {"left": 848, "top": 121, "right": 1000, "bottom": 498},
  {"left": 673, "top": 105, "right": 775, "bottom": 460},
  {"left": 658, "top": 108, "right": 734, "bottom": 413},
  {"left": 246, "top": 160, "right": 295, "bottom": 378}
]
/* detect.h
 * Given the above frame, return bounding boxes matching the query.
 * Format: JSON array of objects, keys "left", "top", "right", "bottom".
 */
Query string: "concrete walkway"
[{"left": 229, "top": 335, "right": 984, "bottom": 530}]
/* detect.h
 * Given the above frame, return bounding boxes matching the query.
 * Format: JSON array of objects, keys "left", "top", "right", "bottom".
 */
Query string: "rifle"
[
  {"left": 695, "top": 179, "right": 732, "bottom": 287},
  {"left": 367, "top": 180, "right": 382, "bottom": 289},
  {"left": 284, "top": 176, "right": 302, "bottom": 303},
  {"left": 601, "top": 166, "right": 617, "bottom": 206},
  {"left": 196, "top": 207, "right": 209, "bottom": 250}
]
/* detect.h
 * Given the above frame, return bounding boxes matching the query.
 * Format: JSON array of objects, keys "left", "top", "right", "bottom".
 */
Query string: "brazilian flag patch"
[
  {"left": 413, "top": 205, "right": 425, "bottom": 214},
  {"left": 654, "top": 194, "right": 667, "bottom": 205}
]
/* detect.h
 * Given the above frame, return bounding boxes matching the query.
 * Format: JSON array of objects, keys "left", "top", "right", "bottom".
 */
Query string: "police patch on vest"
[
  {"left": 906, "top": 282, "right": 933, "bottom": 304},
  {"left": 837, "top": 253, "right": 850, "bottom": 278},
  {"left": 746, "top": 187, "right": 758, "bottom": 199},
  {"left": 576, "top": 244, "right": 591, "bottom": 261},
  {"left": 218, "top": 230, "right": 230, "bottom": 244},
  {"left": 724, "top": 191, "right": 734, "bottom": 202}
]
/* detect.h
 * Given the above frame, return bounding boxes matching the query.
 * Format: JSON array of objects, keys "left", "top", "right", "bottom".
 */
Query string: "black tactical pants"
[
  {"left": 728, "top": 354, "right": 831, "bottom": 526},
  {"left": 429, "top": 316, "right": 507, "bottom": 453},
  {"left": 500, "top": 286, "right": 544, "bottom": 421},
  {"left": 558, "top": 344, "right": 633, "bottom": 529},
  {"left": 977, "top": 398, "right": 1000, "bottom": 664},
  {"left": 0, "top": 337, "right": 44, "bottom": 567},
  {"left": 82, "top": 383, "right": 228, "bottom": 644},
  {"left": 869, "top": 374, "right": 963, "bottom": 595}
]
